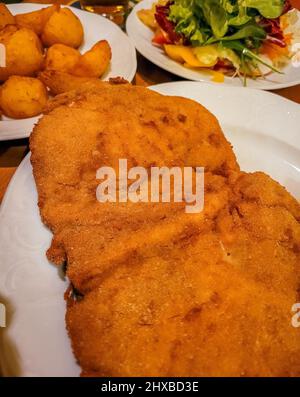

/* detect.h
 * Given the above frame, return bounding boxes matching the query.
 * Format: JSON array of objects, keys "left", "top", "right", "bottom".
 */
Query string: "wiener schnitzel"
[{"left": 30, "top": 81, "right": 300, "bottom": 376}]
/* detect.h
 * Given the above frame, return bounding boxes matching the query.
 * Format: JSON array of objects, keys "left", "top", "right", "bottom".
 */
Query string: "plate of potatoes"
[{"left": 0, "top": 3, "right": 137, "bottom": 141}]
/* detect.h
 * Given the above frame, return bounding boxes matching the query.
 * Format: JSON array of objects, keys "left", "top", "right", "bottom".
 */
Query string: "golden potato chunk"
[
  {"left": 0, "top": 3, "right": 15, "bottom": 30},
  {"left": 44, "top": 44, "right": 80, "bottom": 73},
  {"left": 38, "top": 70, "right": 100, "bottom": 95},
  {"left": 0, "top": 25, "right": 44, "bottom": 81},
  {"left": 0, "top": 75, "right": 48, "bottom": 118},
  {"left": 71, "top": 40, "right": 111, "bottom": 78},
  {"left": 15, "top": 4, "right": 60, "bottom": 35},
  {"left": 41, "top": 8, "right": 84, "bottom": 48}
]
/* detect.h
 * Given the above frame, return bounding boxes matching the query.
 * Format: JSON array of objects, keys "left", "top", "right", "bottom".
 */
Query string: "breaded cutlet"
[{"left": 30, "top": 81, "right": 300, "bottom": 376}]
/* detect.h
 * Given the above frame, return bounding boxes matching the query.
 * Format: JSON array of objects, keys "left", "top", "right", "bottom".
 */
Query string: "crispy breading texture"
[
  {"left": 30, "top": 82, "right": 300, "bottom": 377},
  {"left": 67, "top": 260, "right": 300, "bottom": 377},
  {"left": 30, "top": 82, "right": 239, "bottom": 233}
]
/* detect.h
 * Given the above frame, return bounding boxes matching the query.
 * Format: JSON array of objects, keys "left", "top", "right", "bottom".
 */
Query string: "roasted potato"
[
  {"left": 38, "top": 69, "right": 100, "bottom": 95},
  {"left": 0, "top": 25, "right": 44, "bottom": 81},
  {"left": 0, "top": 75, "right": 48, "bottom": 118},
  {"left": 44, "top": 43, "right": 80, "bottom": 72},
  {"left": 0, "top": 3, "right": 15, "bottom": 30},
  {"left": 41, "top": 8, "right": 84, "bottom": 48},
  {"left": 15, "top": 4, "right": 59, "bottom": 35},
  {"left": 71, "top": 40, "right": 111, "bottom": 78}
]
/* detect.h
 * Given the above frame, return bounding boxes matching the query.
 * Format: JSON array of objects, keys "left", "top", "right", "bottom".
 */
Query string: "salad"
[{"left": 137, "top": 0, "right": 300, "bottom": 83}]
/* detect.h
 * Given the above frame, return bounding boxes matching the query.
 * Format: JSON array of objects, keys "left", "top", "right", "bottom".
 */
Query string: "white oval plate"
[
  {"left": 0, "top": 82, "right": 300, "bottom": 376},
  {"left": 126, "top": 0, "right": 300, "bottom": 90},
  {"left": 0, "top": 3, "right": 137, "bottom": 142}
]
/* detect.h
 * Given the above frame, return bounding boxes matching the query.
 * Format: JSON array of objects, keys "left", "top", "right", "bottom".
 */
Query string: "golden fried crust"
[
  {"left": 66, "top": 256, "right": 300, "bottom": 377},
  {"left": 232, "top": 171, "right": 300, "bottom": 221},
  {"left": 66, "top": 171, "right": 300, "bottom": 377},
  {"left": 50, "top": 173, "right": 231, "bottom": 294},
  {"left": 30, "top": 82, "right": 300, "bottom": 377},
  {"left": 30, "top": 83, "right": 239, "bottom": 234},
  {"left": 217, "top": 172, "right": 300, "bottom": 296}
]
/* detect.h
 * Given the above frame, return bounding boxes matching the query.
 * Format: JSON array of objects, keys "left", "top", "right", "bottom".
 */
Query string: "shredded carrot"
[
  {"left": 284, "top": 33, "right": 293, "bottom": 45},
  {"left": 260, "top": 42, "right": 289, "bottom": 61}
]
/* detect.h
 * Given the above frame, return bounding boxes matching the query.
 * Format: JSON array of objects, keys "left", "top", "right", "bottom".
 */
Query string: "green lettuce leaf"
[
  {"left": 243, "top": 0, "right": 285, "bottom": 19},
  {"left": 228, "top": 4, "right": 252, "bottom": 26},
  {"left": 167, "top": 0, "right": 277, "bottom": 48},
  {"left": 169, "top": 1, "right": 207, "bottom": 45},
  {"left": 207, "top": 22, "right": 266, "bottom": 43},
  {"left": 196, "top": 0, "right": 228, "bottom": 38},
  {"left": 220, "top": 0, "right": 237, "bottom": 14},
  {"left": 168, "top": 2, "right": 193, "bottom": 22}
]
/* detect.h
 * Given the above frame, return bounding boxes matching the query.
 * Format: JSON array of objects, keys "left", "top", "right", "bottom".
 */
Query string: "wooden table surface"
[{"left": 0, "top": 52, "right": 300, "bottom": 204}]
